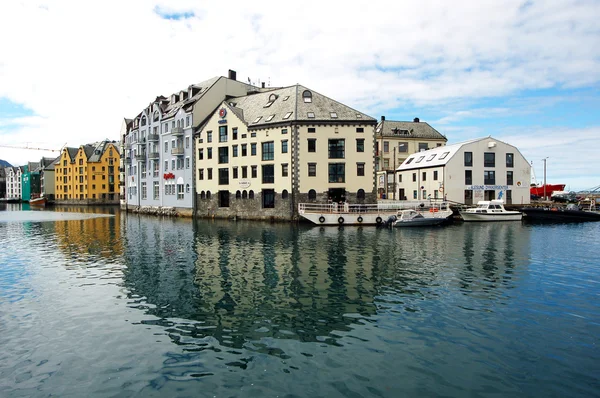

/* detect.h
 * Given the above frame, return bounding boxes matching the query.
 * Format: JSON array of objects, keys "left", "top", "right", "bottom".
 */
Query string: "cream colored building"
[
  {"left": 396, "top": 136, "right": 531, "bottom": 205},
  {"left": 375, "top": 117, "right": 447, "bottom": 199},
  {"left": 195, "top": 85, "right": 377, "bottom": 220}
]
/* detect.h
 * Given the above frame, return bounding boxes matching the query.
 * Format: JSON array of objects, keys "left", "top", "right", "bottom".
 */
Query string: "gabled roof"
[
  {"left": 219, "top": 84, "right": 375, "bottom": 128},
  {"left": 66, "top": 147, "right": 79, "bottom": 161},
  {"left": 397, "top": 137, "right": 486, "bottom": 171},
  {"left": 376, "top": 119, "right": 446, "bottom": 140}
]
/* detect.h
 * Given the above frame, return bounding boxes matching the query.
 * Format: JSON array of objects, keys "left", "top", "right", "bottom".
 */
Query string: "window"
[
  {"left": 282, "top": 190, "right": 289, "bottom": 199},
  {"left": 208, "top": 168, "right": 213, "bottom": 180},
  {"left": 218, "top": 147, "right": 229, "bottom": 164},
  {"left": 398, "top": 175, "right": 402, "bottom": 183},
  {"left": 419, "top": 143, "right": 428, "bottom": 152},
  {"left": 251, "top": 143, "right": 257, "bottom": 156},
  {"left": 219, "top": 190, "right": 229, "bottom": 207},
  {"left": 164, "top": 160, "right": 168, "bottom": 171},
  {"left": 484, "top": 152, "right": 495, "bottom": 167},
  {"left": 507, "top": 171, "right": 514, "bottom": 185},
  {"left": 465, "top": 170, "right": 472, "bottom": 185},
  {"left": 308, "top": 163, "right": 316, "bottom": 177},
  {"left": 253, "top": 116, "right": 262, "bottom": 124},
  {"left": 330, "top": 112, "right": 338, "bottom": 118},
  {"left": 398, "top": 142, "right": 408, "bottom": 152},
  {"left": 232, "top": 145, "right": 238, "bottom": 157},
  {"left": 141, "top": 182, "right": 147, "bottom": 199},
  {"left": 384, "top": 141, "right": 389, "bottom": 153},
  {"left": 233, "top": 167, "right": 238, "bottom": 179},
  {"left": 186, "top": 116, "right": 190, "bottom": 126},
  {"left": 281, "top": 128, "right": 288, "bottom": 134},
  {"left": 232, "top": 128, "right": 238, "bottom": 140},
  {"left": 282, "top": 163, "right": 288, "bottom": 177},
  {"left": 177, "top": 184, "right": 184, "bottom": 200},
  {"left": 308, "top": 127, "right": 316, "bottom": 133},
  {"left": 464, "top": 152, "right": 473, "bottom": 166},
  {"left": 186, "top": 136, "right": 190, "bottom": 148},
  {"left": 433, "top": 170, "right": 438, "bottom": 180},
  {"left": 357, "top": 189, "right": 365, "bottom": 200},
  {"left": 439, "top": 151, "right": 450, "bottom": 160},
  {"left": 153, "top": 181, "right": 159, "bottom": 199},
  {"left": 242, "top": 166, "right": 248, "bottom": 178},
  {"left": 308, "top": 189, "right": 316, "bottom": 200},
  {"left": 171, "top": 159, "right": 175, "bottom": 170},
  {"left": 251, "top": 132, "right": 256, "bottom": 138},
  {"left": 241, "top": 190, "right": 247, "bottom": 199},
  {"left": 356, "top": 127, "right": 364, "bottom": 133},
  {"left": 199, "top": 168, "right": 204, "bottom": 180},
  {"left": 218, "top": 168, "right": 229, "bottom": 185},
  {"left": 427, "top": 154, "right": 436, "bottom": 161},
  {"left": 207, "top": 131, "right": 212, "bottom": 143},
  {"left": 262, "top": 165, "right": 274, "bottom": 183},
  {"left": 328, "top": 139, "right": 345, "bottom": 159},
  {"left": 413, "top": 190, "right": 418, "bottom": 199},
  {"left": 484, "top": 171, "right": 495, "bottom": 185},
  {"left": 186, "top": 157, "right": 190, "bottom": 169},
  {"left": 416, "top": 156, "right": 425, "bottom": 163},
  {"left": 266, "top": 114, "right": 275, "bottom": 122},
  {"left": 406, "top": 158, "right": 414, "bottom": 165},
  {"left": 251, "top": 165, "right": 257, "bottom": 178},
  {"left": 219, "top": 126, "right": 227, "bottom": 142},
  {"left": 412, "top": 173, "right": 417, "bottom": 182},
  {"left": 506, "top": 153, "right": 514, "bottom": 168},
  {"left": 303, "top": 90, "right": 312, "bottom": 103},
  {"left": 283, "top": 112, "right": 292, "bottom": 120},
  {"left": 236, "top": 190, "right": 241, "bottom": 199},
  {"left": 356, "top": 139, "right": 364, "bottom": 152},
  {"left": 164, "top": 142, "right": 168, "bottom": 153},
  {"left": 242, "top": 144, "right": 247, "bottom": 156},
  {"left": 357, "top": 163, "right": 365, "bottom": 176},
  {"left": 262, "top": 189, "right": 275, "bottom": 208},
  {"left": 307, "top": 112, "right": 315, "bottom": 118},
  {"left": 207, "top": 148, "right": 212, "bottom": 159},
  {"left": 329, "top": 163, "right": 345, "bottom": 183},
  {"left": 308, "top": 139, "right": 316, "bottom": 152},
  {"left": 422, "top": 172, "right": 427, "bottom": 181},
  {"left": 249, "top": 190, "right": 254, "bottom": 199},
  {"left": 281, "top": 140, "right": 288, "bottom": 154},
  {"left": 198, "top": 148, "right": 204, "bottom": 160},
  {"left": 262, "top": 142, "right": 274, "bottom": 160}
]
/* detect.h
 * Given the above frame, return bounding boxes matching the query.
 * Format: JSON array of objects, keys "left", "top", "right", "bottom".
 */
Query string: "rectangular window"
[
  {"left": 422, "top": 172, "right": 427, "bottom": 181},
  {"left": 282, "top": 163, "right": 288, "bottom": 177},
  {"left": 507, "top": 171, "right": 514, "bottom": 185},
  {"left": 171, "top": 159, "right": 175, "bottom": 170},
  {"left": 198, "top": 148, "right": 204, "bottom": 160},
  {"left": 207, "top": 131, "right": 212, "bottom": 143},
  {"left": 164, "top": 142, "right": 168, "bottom": 153},
  {"left": 232, "top": 128, "right": 238, "bottom": 140},
  {"left": 506, "top": 153, "right": 514, "bottom": 168},
  {"left": 218, "top": 147, "right": 229, "bottom": 164},
  {"left": 384, "top": 159, "right": 389, "bottom": 169},
  {"left": 262, "top": 189, "right": 275, "bottom": 209},
  {"left": 186, "top": 157, "right": 190, "bottom": 169},
  {"left": 241, "top": 144, "right": 247, "bottom": 156},
  {"left": 207, "top": 148, "right": 212, "bottom": 159},
  {"left": 308, "top": 139, "right": 316, "bottom": 152},
  {"left": 465, "top": 170, "right": 472, "bottom": 185},
  {"left": 484, "top": 170, "right": 495, "bottom": 185},
  {"left": 262, "top": 141, "right": 274, "bottom": 161},
  {"left": 218, "top": 168, "right": 229, "bottom": 185},
  {"left": 233, "top": 167, "right": 238, "bottom": 179},
  {"left": 177, "top": 184, "right": 184, "bottom": 200},
  {"left": 153, "top": 182, "right": 159, "bottom": 199},
  {"left": 199, "top": 168, "right": 204, "bottom": 180},
  {"left": 232, "top": 145, "right": 238, "bottom": 157},
  {"left": 357, "top": 163, "right": 365, "bottom": 176},
  {"left": 308, "top": 127, "right": 316, "bottom": 133},
  {"left": 242, "top": 166, "right": 248, "bottom": 179},
  {"left": 262, "top": 165, "right": 274, "bottom": 183},
  {"left": 412, "top": 173, "right": 416, "bottom": 182},
  {"left": 164, "top": 160, "right": 168, "bottom": 171},
  {"left": 384, "top": 141, "right": 389, "bottom": 153},
  {"left": 219, "top": 126, "right": 227, "bottom": 143},
  {"left": 308, "top": 163, "right": 316, "bottom": 177},
  {"left": 251, "top": 143, "right": 257, "bottom": 156},
  {"left": 328, "top": 163, "right": 345, "bottom": 183},
  {"left": 433, "top": 170, "right": 438, "bottom": 180},
  {"left": 251, "top": 165, "right": 257, "bottom": 178},
  {"left": 219, "top": 190, "right": 229, "bottom": 208},
  {"left": 413, "top": 190, "right": 418, "bottom": 199},
  {"left": 356, "top": 127, "right": 364, "bottom": 133},
  {"left": 186, "top": 136, "right": 190, "bottom": 148},
  {"left": 484, "top": 152, "right": 495, "bottom": 167},
  {"left": 281, "top": 128, "right": 288, "bottom": 134},
  {"left": 328, "top": 139, "right": 345, "bottom": 159},
  {"left": 208, "top": 168, "right": 213, "bottom": 180},
  {"left": 398, "top": 142, "right": 408, "bottom": 152},
  {"left": 281, "top": 140, "right": 288, "bottom": 154},
  {"left": 464, "top": 152, "right": 473, "bottom": 167},
  {"left": 419, "top": 143, "right": 428, "bottom": 152},
  {"left": 186, "top": 116, "right": 190, "bottom": 127},
  {"left": 356, "top": 139, "right": 364, "bottom": 152}
]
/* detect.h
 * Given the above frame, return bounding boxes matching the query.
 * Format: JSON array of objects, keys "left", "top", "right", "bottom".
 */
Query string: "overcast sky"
[{"left": 1, "top": 0, "right": 598, "bottom": 190}]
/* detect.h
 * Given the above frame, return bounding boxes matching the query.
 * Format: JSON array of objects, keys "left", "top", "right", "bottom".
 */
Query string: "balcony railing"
[
  {"left": 135, "top": 153, "right": 146, "bottom": 161},
  {"left": 171, "top": 147, "right": 185, "bottom": 156},
  {"left": 125, "top": 157, "right": 132, "bottom": 164},
  {"left": 148, "top": 133, "right": 159, "bottom": 142},
  {"left": 172, "top": 127, "right": 184, "bottom": 136},
  {"left": 148, "top": 152, "right": 160, "bottom": 159}
]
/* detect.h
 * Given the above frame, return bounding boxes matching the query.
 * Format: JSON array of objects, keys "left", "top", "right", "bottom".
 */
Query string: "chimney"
[
  {"left": 381, "top": 116, "right": 385, "bottom": 121},
  {"left": 228, "top": 69, "right": 237, "bottom": 81},
  {"left": 261, "top": 82, "right": 265, "bottom": 88},
  {"left": 414, "top": 117, "right": 420, "bottom": 123}
]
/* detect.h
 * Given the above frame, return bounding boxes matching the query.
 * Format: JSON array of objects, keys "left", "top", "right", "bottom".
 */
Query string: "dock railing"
[{"left": 298, "top": 201, "right": 450, "bottom": 215}]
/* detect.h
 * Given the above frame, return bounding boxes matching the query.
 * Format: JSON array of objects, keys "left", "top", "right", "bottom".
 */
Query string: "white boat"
[
  {"left": 393, "top": 208, "right": 453, "bottom": 227},
  {"left": 298, "top": 201, "right": 452, "bottom": 226},
  {"left": 459, "top": 199, "right": 522, "bottom": 222}
]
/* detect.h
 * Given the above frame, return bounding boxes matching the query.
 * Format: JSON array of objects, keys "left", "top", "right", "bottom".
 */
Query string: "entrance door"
[
  {"left": 484, "top": 190, "right": 496, "bottom": 201},
  {"left": 399, "top": 188, "right": 405, "bottom": 200},
  {"left": 328, "top": 188, "right": 346, "bottom": 204}
]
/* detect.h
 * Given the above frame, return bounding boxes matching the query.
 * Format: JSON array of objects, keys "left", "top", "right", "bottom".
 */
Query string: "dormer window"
[
  {"left": 153, "top": 111, "right": 159, "bottom": 122},
  {"left": 330, "top": 112, "right": 338, "bottom": 118},
  {"left": 427, "top": 154, "right": 436, "bottom": 161},
  {"left": 283, "top": 96, "right": 290, "bottom": 101},
  {"left": 416, "top": 156, "right": 425, "bottom": 163},
  {"left": 302, "top": 90, "right": 312, "bottom": 103},
  {"left": 307, "top": 112, "right": 315, "bottom": 118},
  {"left": 439, "top": 151, "right": 450, "bottom": 160},
  {"left": 283, "top": 112, "right": 293, "bottom": 119},
  {"left": 264, "top": 101, "right": 274, "bottom": 108},
  {"left": 141, "top": 116, "right": 147, "bottom": 126},
  {"left": 253, "top": 116, "right": 262, "bottom": 124},
  {"left": 269, "top": 94, "right": 278, "bottom": 101},
  {"left": 266, "top": 114, "right": 275, "bottom": 122}
]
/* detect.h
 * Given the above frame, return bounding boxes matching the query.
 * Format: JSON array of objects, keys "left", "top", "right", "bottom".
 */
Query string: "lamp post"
[
  {"left": 392, "top": 146, "right": 396, "bottom": 200},
  {"left": 543, "top": 157, "right": 548, "bottom": 201}
]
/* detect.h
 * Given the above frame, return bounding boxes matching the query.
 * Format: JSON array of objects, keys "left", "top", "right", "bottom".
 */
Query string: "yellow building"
[{"left": 54, "top": 140, "right": 120, "bottom": 203}]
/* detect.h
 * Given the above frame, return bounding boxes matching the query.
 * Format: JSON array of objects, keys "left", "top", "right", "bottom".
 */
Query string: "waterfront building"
[
  {"left": 123, "top": 72, "right": 255, "bottom": 216},
  {"left": 195, "top": 85, "right": 377, "bottom": 220},
  {"left": 396, "top": 136, "right": 531, "bottom": 205},
  {"left": 119, "top": 118, "right": 133, "bottom": 208},
  {"left": 0, "top": 167, "right": 5, "bottom": 199},
  {"left": 21, "top": 161, "right": 41, "bottom": 202},
  {"left": 54, "top": 140, "right": 120, "bottom": 203},
  {"left": 39, "top": 156, "right": 59, "bottom": 200},
  {"left": 375, "top": 117, "right": 447, "bottom": 200},
  {"left": 5, "top": 166, "right": 23, "bottom": 201}
]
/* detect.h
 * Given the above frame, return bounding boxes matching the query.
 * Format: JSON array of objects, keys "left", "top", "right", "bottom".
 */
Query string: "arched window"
[
  {"left": 357, "top": 189, "right": 365, "bottom": 200},
  {"left": 200, "top": 191, "right": 205, "bottom": 199},
  {"left": 236, "top": 190, "right": 241, "bottom": 199},
  {"left": 282, "top": 189, "right": 289, "bottom": 199},
  {"left": 302, "top": 90, "right": 312, "bottom": 103},
  {"left": 206, "top": 191, "right": 211, "bottom": 199},
  {"left": 242, "top": 190, "right": 248, "bottom": 199},
  {"left": 141, "top": 116, "right": 147, "bottom": 126},
  {"left": 153, "top": 111, "right": 159, "bottom": 122},
  {"left": 177, "top": 120, "right": 180, "bottom": 127},
  {"left": 308, "top": 189, "right": 316, "bottom": 200},
  {"left": 249, "top": 190, "right": 254, "bottom": 199},
  {"left": 186, "top": 184, "right": 190, "bottom": 193}
]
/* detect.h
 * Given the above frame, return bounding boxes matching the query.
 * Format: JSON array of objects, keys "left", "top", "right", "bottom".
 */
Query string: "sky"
[{"left": 0, "top": 0, "right": 598, "bottom": 191}]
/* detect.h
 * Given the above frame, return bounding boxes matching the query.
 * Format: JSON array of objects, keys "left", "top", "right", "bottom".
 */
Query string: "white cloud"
[{"left": 0, "top": 0, "right": 599, "bottom": 188}]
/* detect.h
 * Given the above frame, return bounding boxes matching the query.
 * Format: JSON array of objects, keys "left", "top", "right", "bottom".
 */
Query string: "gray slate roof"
[
  {"left": 222, "top": 84, "right": 376, "bottom": 128},
  {"left": 376, "top": 120, "right": 446, "bottom": 140}
]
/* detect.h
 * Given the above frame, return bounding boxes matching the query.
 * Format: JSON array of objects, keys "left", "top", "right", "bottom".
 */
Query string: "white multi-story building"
[
  {"left": 396, "top": 136, "right": 531, "bottom": 205},
  {"left": 123, "top": 71, "right": 256, "bottom": 216},
  {"left": 5, "top": 166, "right": 23, "bottom": 201},
  {"left": 195, "top": 84, "right": 377, "bottom": 220}
]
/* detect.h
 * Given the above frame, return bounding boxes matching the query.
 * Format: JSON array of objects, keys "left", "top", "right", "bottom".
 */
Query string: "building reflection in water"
[{"left": 120, "top": 218, "right": 531, "bottom": 358}]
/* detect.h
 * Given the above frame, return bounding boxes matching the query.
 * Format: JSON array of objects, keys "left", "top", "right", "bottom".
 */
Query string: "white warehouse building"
[{"left": 396, "top": 136, "right": 531, "bottom": 205}]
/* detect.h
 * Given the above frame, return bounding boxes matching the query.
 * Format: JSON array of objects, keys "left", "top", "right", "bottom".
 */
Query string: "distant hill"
[{"left": 0, "top": 159, "right": 12, "bottom": 167}]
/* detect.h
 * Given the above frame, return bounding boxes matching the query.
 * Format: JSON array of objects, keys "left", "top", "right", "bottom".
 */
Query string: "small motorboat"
[
  {"left": 393, "top": 209, "right": 452, "bottom": 227},
  {"left": 29, "top": 195, "right": 47, "bottom": 207},
  {"left": 521, "top": 203, "right": 600, "bottom": 223},
  {"left": 459, "top": 199, "right": 522, "bottom": 222}
]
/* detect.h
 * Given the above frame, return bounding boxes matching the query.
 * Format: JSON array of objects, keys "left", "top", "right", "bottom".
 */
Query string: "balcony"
[
  {"left": 171, "top": 147, "right": 185, "bottom": 156},
  {"left": 172, "top": 127, "right": 184, "bottom": 136},
  {"left": 138, "top": 138, "right": 147, "bottom": 146},
  {"left": 148, "top": 133, "right": 159, "bottom": 142},
  {"left": 135, "top": 153, "right": 146, "bottom": 161},
  {"left": 125, "top": 157, "right": 132, "bottom": 164},
  {"left": 148, "top": 152, "right": 160, "bottom": 160}
]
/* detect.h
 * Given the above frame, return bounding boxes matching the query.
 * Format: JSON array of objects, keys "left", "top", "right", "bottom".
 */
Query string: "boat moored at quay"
[{"left": 298, "top": 201, "right": 452, "bottom": 226}]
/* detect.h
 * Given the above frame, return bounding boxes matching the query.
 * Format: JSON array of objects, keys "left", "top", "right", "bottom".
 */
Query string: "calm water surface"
[{"left": 0, "top": 203, "right": 599, "bottom": 397}]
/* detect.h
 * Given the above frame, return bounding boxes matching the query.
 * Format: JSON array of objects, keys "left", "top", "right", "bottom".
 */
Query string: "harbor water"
[{"left": 1, "top": 204, "right": 599, "bottom": 397}]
